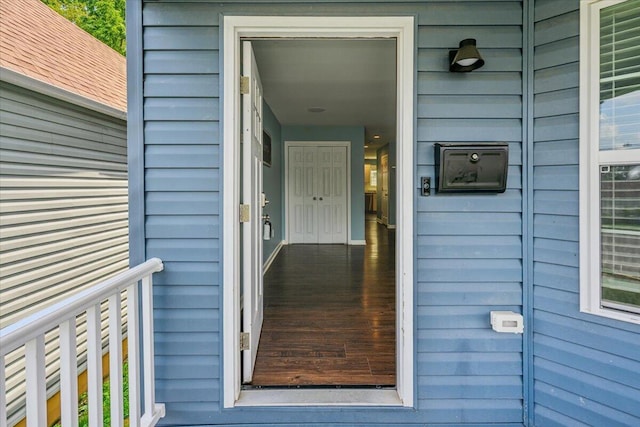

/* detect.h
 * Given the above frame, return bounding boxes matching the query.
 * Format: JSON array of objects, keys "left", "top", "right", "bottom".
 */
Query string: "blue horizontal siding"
[
  {"left": 534, "top": 88, "right": 578, "bottom": 117},
  {"left": 533, "top": 140, "right": 579, "bottom": 165},
  {"left": 533, "top": 263, "right": 578, "bottom": 293},
  {"left": 418, "top": 212, "right": 522, "bottom": 235},
  {"left": 533, "top": 62, "right": 579, "bottom": 93},
  {"left": 535, "top": 310, "right": 640, "bottom": 366},
  {"left": 146, "top": 192, "right": 220, "bottom": 215},
  {"left": 532, "top": 3, "right": 640, "bottom": 426},
  {"left": 417, "top": 190, "right": 522, "bottom": 213},
  {"left": 417, "top": 235, "right": 522, "bottom": 259},
  {"left": 153, "top": 261, "right": 220, "bottom": 286},
  {"left": 417, "top": 399, "right": 523, "bottom": 423},
  {"left": 533, "top": 37, "right": 579, "bottom": 69},
  {"left": 154, "top": 284, "right": 219, "bottom": 308},
  {"left": 144, "top": 121, "right": 219, "bottom": 144},
  {"left": 534, "top": 334, "right": 640, "bottom": 390},
  {"left": 144, "top": 75, "right": 219, "bottom": 97},
  {"left": 156, "top": 378, "right": 220, "bottom": 403},
  {"left": 418, "top": 73, "right": 522, "bottom": 95},
  {"left": 535, "top": 381, "right": 639, "bottom": 427},
  {"left": 146, "top": 215, "right": 219, "bottom": 238},
  {"left": 156, "top": 355, "right": 220, "bottom": 380},
  {"left": 145, "top": 169, "right": 219, "bottom": 191},
  {"left": 533, "top": 10, "right": 579, "bottom": 46},
  {"left": 418, "top": 282, "right": 522, "bottom": 306},
  {"left": 418, "top": 26, "right": 523, "bottom": 49},
  {"left": 145, "top": 145, "right": 220, "bottom": 168},
  {"left": 144, "top": 51, "right": 219, "bottom": 74},
  {"left": 418, "top": 330, "right": 522, "bottom": 352},
  {"left": 138, "top": 0, "right": 528, "bottom": 425},
  {"left": 533, "top": 214, "right": 578, "bottom": 241},
  {"left": 147, "top": 238, "right": 219, "bottom": 262},
  {"left": 144, "top": 98, "right": 219, "bottom": 120},
  {"left": 418, "top": 95, "right": 523, "bottom": 118},
  {"left": 532, "top": 190, "right": 578, "bottom": 216},
  {"left": 418, "top": 306, "right": 521, "bottom": 329},
  {"left": 418, "top": 352, "right": 522, "bottom": 376},
  {"left": 143, "top": 27, "right": 219, "bottom": 50},
  {"left": 418, "top": 259, "right": 522, "bottom": 282},
  {"left": 418, "top": 375, "right": 523, "bottom": 399},
  {"left": 154, "top": 308, "right": 220, "bottom": 332},
  {"left": 155, "top": 332, "right": 220, "bottom": 356}
]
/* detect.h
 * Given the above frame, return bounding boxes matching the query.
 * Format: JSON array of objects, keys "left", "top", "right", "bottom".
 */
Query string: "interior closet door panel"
[{"left": 288, "top": 144, "right": 347, "bottom": 244}]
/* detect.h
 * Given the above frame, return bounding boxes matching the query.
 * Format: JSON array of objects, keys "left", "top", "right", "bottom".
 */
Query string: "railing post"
[
  {"left": 109, "top": 292, "right": 124, "bottom": 427},
  {"left": 25, "top": 336, "right": 46, "bottom": 427},
  {"left": 59, "top": 319, "right": 79, "bottom": 427},
  {"left": 86, "top": 304, "right": 103, "bottom": 426},
  {"left": 127, "top": 283, "right": 141, "bottom": 427},
  {"left": 141, "top": 275, "right": 157, "bottom": 419}
]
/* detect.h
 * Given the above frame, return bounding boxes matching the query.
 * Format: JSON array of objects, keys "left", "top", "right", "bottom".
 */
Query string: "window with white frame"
[{"left": 580, "top": 0, "right": 640, "bottom": 322}]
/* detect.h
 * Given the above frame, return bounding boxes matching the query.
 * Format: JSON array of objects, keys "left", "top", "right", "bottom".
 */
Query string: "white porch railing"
[{"left": 0, "top": 258, "right": 165, "bottom": 427}]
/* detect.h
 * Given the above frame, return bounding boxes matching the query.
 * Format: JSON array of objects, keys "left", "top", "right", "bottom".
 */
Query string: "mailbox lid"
[{"left": 434, "top": 143, "right": 509, "bottom": 193}]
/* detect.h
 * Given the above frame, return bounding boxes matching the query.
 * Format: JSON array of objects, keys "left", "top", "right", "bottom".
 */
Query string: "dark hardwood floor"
[{"left": 250, "top": 215, "right": 396, "bottom": 387}]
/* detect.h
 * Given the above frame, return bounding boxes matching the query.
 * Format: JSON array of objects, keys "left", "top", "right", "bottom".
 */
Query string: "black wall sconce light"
[{"left": 449, "top": 38, "right": 485, "bottom": 72}]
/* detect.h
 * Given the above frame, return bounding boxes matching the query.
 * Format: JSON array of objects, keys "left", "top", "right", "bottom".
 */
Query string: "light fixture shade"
[{"left": 449, "top": 38, "right": 485, "bottom": 72}]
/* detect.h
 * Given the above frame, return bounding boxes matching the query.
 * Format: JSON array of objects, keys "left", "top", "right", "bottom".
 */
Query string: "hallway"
[{"left": 250, "top": 216, "right": 396, "bottom": 386}]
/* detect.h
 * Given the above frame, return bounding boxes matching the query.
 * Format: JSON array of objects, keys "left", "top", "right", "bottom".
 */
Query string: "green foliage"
[
  {"left": 52, "top": 362, "right": 129, "bottom": 427},
  {"left": 41, "top": 0, "right": 126, "bottom": 55}
]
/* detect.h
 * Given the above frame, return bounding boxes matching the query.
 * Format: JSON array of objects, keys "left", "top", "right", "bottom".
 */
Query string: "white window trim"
[
  {"left": 221, "top": 16, "right": 415, "bottom": 408},
  {"left": 579, "top": 0, "right": 640, "bottom": 324}
]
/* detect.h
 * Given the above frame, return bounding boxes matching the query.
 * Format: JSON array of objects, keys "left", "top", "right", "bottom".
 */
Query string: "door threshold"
[{"left": 236, "top": 388, "right": 402, "bottom": 407}]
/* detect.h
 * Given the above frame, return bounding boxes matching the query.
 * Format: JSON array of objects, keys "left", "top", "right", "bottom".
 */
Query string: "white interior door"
[
  {"left": 288, "top": 144, "right": 347, "bottom": 244},
  {"left": 288, "top": 146, "right": 318, "bottom": 244},
  {"left": 241, "top": 40, "right": 263, "bottom": 383},
  {"left": 317, "top": 146, "right": 347, "bottom": 243},
  {"left": 380, "top": 153, "right": 389, "bottom": 225}
]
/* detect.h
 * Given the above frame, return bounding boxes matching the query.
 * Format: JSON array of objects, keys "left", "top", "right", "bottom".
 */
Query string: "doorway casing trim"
[{"left": 222, "top": 15, "right": 415, "bottom": 409}]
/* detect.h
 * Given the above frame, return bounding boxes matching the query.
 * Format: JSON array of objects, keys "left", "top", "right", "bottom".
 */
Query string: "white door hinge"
[
  {"left": 240, "top": 332, "right": 250, "bottom": 351},
  {"left": 239, "top": 204, "right": 250, "bottom": 223},
  {"left": 240, "top": 76, "right": 250, "bottom": 95}
]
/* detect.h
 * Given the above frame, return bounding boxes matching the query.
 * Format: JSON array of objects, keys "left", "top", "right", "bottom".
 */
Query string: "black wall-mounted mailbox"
[{"left": 434, "top": 143, "right": 508, "bottom": 193}]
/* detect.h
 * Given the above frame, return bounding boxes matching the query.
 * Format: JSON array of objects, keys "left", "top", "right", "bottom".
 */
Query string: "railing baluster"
[
  {"left": 109, "top": 293, "right": 124, "bottom": 427},
  {"left": 59, "top": 319, "right": 79, "bottom": 427},
  {"left": 25, "top": 336, "right": 46, "bottom": 427},
  {"left": 142, "top": 275, "right": 156, "bottom": 419},
  {"left": 127, "top": 283, "right": 141, "bottom": 427},
  {"left": 86, "top": 304, "right": 103, "bottom": 426},
  {"left": 0, "top": 258, "right": 164, "bottom": 427}
]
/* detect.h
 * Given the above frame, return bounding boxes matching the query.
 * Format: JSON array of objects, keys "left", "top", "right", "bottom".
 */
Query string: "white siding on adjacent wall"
[{"left": 0, "top": 82, "right": 128, "bottom": 425}]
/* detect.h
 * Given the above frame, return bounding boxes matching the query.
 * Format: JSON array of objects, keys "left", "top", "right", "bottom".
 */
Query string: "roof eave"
[{"left": 1, "top": 67, "right": 127, "bottom": 121}]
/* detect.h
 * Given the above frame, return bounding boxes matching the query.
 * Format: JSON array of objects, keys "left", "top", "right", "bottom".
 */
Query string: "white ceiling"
[{"left": 251, "top": 39, "right": 396, "bottom": 158}]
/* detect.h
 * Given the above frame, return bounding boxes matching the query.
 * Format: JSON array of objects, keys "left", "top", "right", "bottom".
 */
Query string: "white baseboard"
[
  {"left": 376, "top": 218, "right": 384, "bottom": 224},
  {"left": 263, "top": 240, "right": 285, "bottom": 273},
  {"left": 387, "top": 224, "right": 396, "bottom": 230},
  {"left": 349, "top": 240, "right": 366, "bottom": 245}
]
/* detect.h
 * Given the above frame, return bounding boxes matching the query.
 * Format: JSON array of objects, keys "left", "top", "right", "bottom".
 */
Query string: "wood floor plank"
[{"left": 250, "top": 217, "right": 396, "bottom": 387}]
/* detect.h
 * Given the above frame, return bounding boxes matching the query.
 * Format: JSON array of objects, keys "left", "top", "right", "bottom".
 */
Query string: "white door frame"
[
  {"left": 222, "top": 15, "right": 415, "bottom": 408},
  {"left": 284, "top": 141, "right": 351, "bottom": 245}
]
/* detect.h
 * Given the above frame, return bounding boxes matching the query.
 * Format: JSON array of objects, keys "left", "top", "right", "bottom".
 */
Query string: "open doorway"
[
  {"left": 222, "top": 16, "right": 414, "bottom": 407},
  {"left": 248, "top": 39, "right": 396, "bottom": 387}
]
